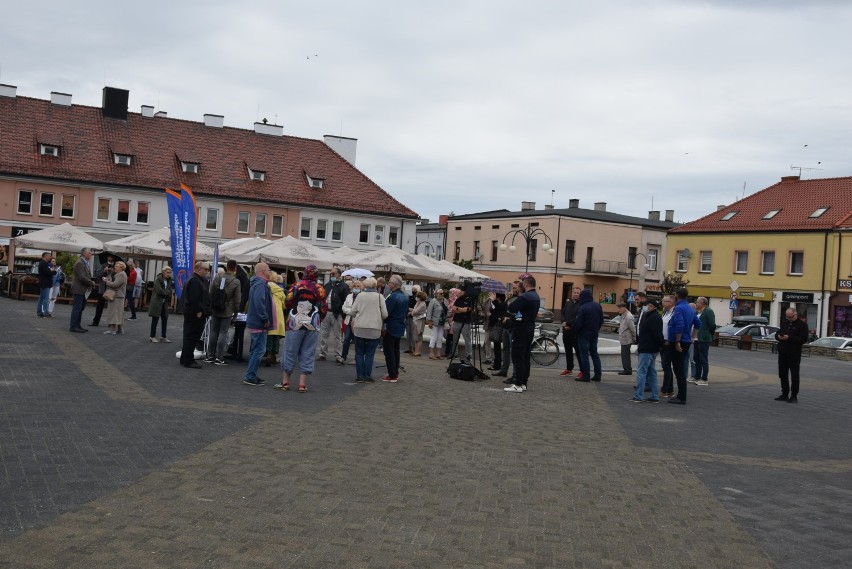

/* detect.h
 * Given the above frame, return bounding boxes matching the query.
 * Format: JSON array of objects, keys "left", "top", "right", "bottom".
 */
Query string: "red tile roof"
[
  {"left": 0, "top": 95, "right": 418, "bottom": 219},
  {"left": 669, "top": 175, "right": 852, "bottom": 233}
]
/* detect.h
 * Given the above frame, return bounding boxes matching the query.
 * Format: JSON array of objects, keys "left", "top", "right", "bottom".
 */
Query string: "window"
[
  {"left": 97, "top": 198, "right": 110, "bottom": 221},
  {"left": 359, "top": 224, "right": 369, "bottom": 244},
  {"left": 763, "top": 209, "right": 781, "bottom": 220},
  {"left": 761, "top": 251, "right": 775, "bottom": 274},
  {"left": 206, "top": 208, "right": 219, "bottom": 231},
  {"left": 39, "top": 193, "right": 54, "bottom": 216},
  {"left": 389, "top": 227, "right": 399, "bottom": 247},
  {"left": 491, "top": 240, "right": 498, "bottom": 262},
  {"left": 492, "top": 225, "right": 500, "bottom": 229},
  {"left": 137, "top": 202, "right": 149, "bottom": 224},
  {"left": 61, "top": 195, "right": 75, "bottom": 218},
  {"left": 473, "top": 241, "right": 481, "bottom": 261},
  {"left": 789, "top": 251, "right": 804, "bottom": 275},
  {"left": 181, "top": 161, "right": 199, "bottom": 174},
  {"left": 735, "top": 251, "right": 748, "bottom": 273},
  {"left": 474, "top": 226, "right": 481, "bottom": 230},
  {"left": 316, "top": 219, "right": 328, "bottom": 240},
  {"left": 271, "top": 215, "right": 283, "bottom": 236},
  {"left": 117, "top": 200, "right": 130, "bottom": 223},
  {"left": 301, "top": 218, "right": 312, "bottom": 238},
  {"left": 248, "top": 167, "right": 265, "bottom": 181},
  {"left": 647, "top": 248, "right": 658, "bottom": 271},
  {"left": 676, "top": 250, "right": 689, "bottom": 272},
  {"left": 308, "top": 176, "right": 324, "bottom": 189},
  {"left": 374, "top": 225, "right": 384, "bottom": 245},
  {"left": 454, "top": 241, "right": 460, "bottom": 261},
  {"left": 564, "top": 240, "right": 576, "bottom": 263},
  {"left": 628, "top": 247, "right": 638, "bottom": 270},
  {"left": 237, "top": 211, "right": 250, "bottom": 233},
  {"left": 332, "top": 221, "right": 343, "bottom": 241},
  {"left": 255, "top": 213, "right": 267, "bottom": 235},
  {"left": 39, "top": 144, "right": 60, "bottom": 157},
  {"left": 436, "top": 245, "right": 443, "bottom": 261},
  {"left": 699, "top": 251, "right": 712, "bottom": 273},
  {"left": 721, "top": 211, "right": 738, "bottom": 221},
  {"left": 810, "top": 207, "right": 829, "bottom": 218},
  {"left": 114, "top": 153, "right": 132, "bottom": 166},
  {"left": 17, "top": 190, "right": 33, "bottom": 214}
]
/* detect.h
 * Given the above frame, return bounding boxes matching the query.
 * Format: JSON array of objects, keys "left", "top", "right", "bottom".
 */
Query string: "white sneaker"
[
  {"left": 504, "top": 385, "right": 524, "bottom": 393},
  {"left": 687, "top": 378, "right": 697, "bottom": 383},
  {"left": 159, "top": 337, "right": 172, "bottom": 343},
  {"left": 695, "top": 380, "right": 708, "bottom": 386},
  {"left": 149, "top": 337, "right": 159, "bottom": 343}
]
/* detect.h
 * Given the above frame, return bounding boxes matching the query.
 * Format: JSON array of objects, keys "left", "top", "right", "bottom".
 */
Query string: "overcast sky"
[{"left": 3, "top": 1, "right": 851, "bottom": 224}]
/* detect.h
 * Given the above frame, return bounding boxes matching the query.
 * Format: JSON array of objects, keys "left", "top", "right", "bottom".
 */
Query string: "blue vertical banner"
[{"left": 165, "top": 183, "right": 198, "bottom": 300}]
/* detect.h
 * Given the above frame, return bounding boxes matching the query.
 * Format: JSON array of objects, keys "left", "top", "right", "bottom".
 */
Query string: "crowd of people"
[{"left": 39, "top": 247, "right": 813, "bottom": 403}]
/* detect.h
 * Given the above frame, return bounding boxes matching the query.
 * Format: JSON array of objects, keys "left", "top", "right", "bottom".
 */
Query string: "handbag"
[
  {"left": 102, "top": 288, "right": 116, "bottom": 301},
  {"left": 489, "top": 326, "right": 503, "bottom": 343}
]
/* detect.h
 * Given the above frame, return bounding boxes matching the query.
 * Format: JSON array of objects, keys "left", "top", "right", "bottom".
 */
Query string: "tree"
[
  {"left": 454, "top": 259, "right": 474, "bottom": 270},
  {"left": 661, "top": 271, "right": 690, "bottom": 295}
]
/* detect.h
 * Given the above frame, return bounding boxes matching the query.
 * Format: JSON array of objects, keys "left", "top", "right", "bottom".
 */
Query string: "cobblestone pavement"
[{"left": 1, "top": 296, "right": 850, "bottom": 568}]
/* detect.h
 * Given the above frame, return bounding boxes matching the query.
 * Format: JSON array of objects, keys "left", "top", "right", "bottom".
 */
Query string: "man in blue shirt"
[
  {"left": 382, "top": 274, "right": 409, "bottom": 383},
  {"left": 504, "top": 276, "right": 540, "bottom": 393},
  {"left": 667, "top": 287, "right": 701, "bottom": 405}
]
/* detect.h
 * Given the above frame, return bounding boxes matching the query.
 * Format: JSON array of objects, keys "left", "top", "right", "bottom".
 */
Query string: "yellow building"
[{"left": 667, "top": 175, "right": 852, "bottom": 336}]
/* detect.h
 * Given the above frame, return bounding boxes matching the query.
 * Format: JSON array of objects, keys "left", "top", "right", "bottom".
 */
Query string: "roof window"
[
  {"left": 721, "top": 211, "right": 738, "bottom": 221},
  {"left": 40, "top": 144, "right": 60, "bottom": 157},
  {"left": 809, "top": 207, "right": 829, "bottom": 218},
  {"left": 762, "top": 209, "right": 781, "bottom": 220},
  {"left": 248, "top": 167, "right": 265, "bottom": 182},
  {"left": 307, "top": 175, "right": 324, "bottom": 189},
  {"left": 181, "top": 161, "right": 200, "bottom": 174},
  {"left": 114, "top": 153, "right": 132, "bottom": 166}
]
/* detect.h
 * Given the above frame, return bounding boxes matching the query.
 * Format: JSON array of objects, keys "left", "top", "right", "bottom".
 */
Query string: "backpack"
[{"left": 211, "top": 277, "right": 227, "bottom": 312}]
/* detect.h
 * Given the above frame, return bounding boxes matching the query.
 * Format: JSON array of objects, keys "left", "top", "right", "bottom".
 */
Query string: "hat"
[
  {"left": 645, "top": 298, "right": 661, "bottom": 308},
  {"left": 304, "top": 264, "right": 319, "bottom": 281},
  {"left": 617, "top": 302, "right": 628, "bottom": 308}
]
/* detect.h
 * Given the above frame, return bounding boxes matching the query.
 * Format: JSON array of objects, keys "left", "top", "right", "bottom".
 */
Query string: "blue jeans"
[
  {"left": 635, "top": 352, "right": 659, "bottom": 400},
  {"left": 354, "top": 336, "right": 380, "bottom": 379},
  {"left": 280, "top": 328, "right": 319, "bottom": 375},
  {"left": 577, "top": 334, "right": 602, "bottom": 379},
  {"left": 688, "top": 343, "right": 697, "bottom": 378},
  {"left": 341, "top": 326, "right": 354, "bottom": 360},
  {"left": 694, "top": 342, "right": 710, "bottom": 380},
  {"left": 70, "top": 293, "right": 87, "bottom": 330},
  {"left": 37, "top": 287, "right": 51, "bottom": 316},
  {"left": 245, "top": 331, "right": 268, "bottom": 380}
]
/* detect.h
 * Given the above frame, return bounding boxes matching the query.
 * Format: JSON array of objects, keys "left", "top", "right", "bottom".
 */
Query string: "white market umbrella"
[
  {"left": 349, "top": 246, "right": 455, "bottom": 282},
  {"left": 12, "top": 222, "right": 103, "bottom": 253},
  {"left": 341, "top": 267, "right": 374, "bottom": 279},
  {"left": 252, "top": 236, "right": 336, "bottom": 270},
  {"left": 328, "top": 245, "right": 366, "bottom": 268},
  {"left": 435, "top": 259, "right": 490, "bottom": 281},
  {"left": 102, "top": 227, "right": 214, "bottom": 260},
  {"left": 218, "top": 237, "right": 272, "bottom": 263}
]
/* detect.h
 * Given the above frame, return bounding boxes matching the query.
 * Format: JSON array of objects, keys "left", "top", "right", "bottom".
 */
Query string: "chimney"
[
  {"left": 594, "top": 202, "right": 607, "bottom": 211},
  {"left": 544, "top": 204, "right": 555, "bottom": 210},
  {"left": 254, "top": 120, "right": 284, "bottom": 137},
  {"left": 141, "top": 105, "right": 154, "bottom": 118},
  {"left": 781, "top": 175, "right": 800, "bottom": 182},
  {"left": 50, "top": 91, "right": 72, "bottom": 106},
  {"left": 665, "top": 209, "right": 674, "bottom": 222},
  {"left": 101, "top": 86, "right": 129, "bottom": 120},
  {"left": 324, "top": 135, "right": 358, "bottom": 165},
  {"left": 438, "top": 215, "right": 448, "bottom": 225},
  {"left": 203, "top": 114, "right": 224, "bottom": 128},
  {"left": 716, "top": 205, "right": 726, "bottom": 211},
  {"left": 154, "top": 111, "right": 168, "bottom": 118},
  {"left": 419, "top": 218, "right": 430, "bottom": 225},
  {"left": 521, "top": 201, "right": 535, "bottom": 210},
  {"left": 648, "top": 211, "right": 660, "bottom": 220},
  {"left": 0, "top": 83, "right": 17, "bottom": 98},
  {"left": 569, "top": 199, "right": 579, "bottom": 208}
]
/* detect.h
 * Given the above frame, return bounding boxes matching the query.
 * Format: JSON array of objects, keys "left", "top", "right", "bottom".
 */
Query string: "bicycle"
[{"left": 531, "top": 324, "right": 561, "bottom": 366}]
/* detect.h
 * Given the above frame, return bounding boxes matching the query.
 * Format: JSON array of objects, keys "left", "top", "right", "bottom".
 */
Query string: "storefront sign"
[
  {"left": 11, "top": 226, "right": 34, "bottom": 238},
  {"left": 737, "top": 290, "right": 769, "bottom": 299},
  {"left": 839, "top": 279, "right": 852, "bottom": 289},
  {"left": 782, "top": 291, "right": 814, "bottom": 303}
]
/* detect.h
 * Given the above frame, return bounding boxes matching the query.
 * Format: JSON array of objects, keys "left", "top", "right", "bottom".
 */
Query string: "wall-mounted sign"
[
  {"left": 782, "top": 291, "right": 814, "bottom": 303},
  {"left": 737, "top": 290, "right": 769, "bottom": 299},
  {"left": 839, "top": 279, "right": 852, "bottom": 289}
]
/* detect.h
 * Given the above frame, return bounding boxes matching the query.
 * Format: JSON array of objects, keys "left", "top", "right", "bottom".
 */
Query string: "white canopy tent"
[
  {"left": 102, "top": 227, "right": 214, "bottom": 260},
  {"left": 13, "top": 222, "right": 104, "bottom": 253},
  {"left": 434, "top": 259, "right": 490, "bottom": 281},
  {"left": 252, "top": 236, "right": 336, "bottom": 270},
  {"left": 217, "top": 237, "right": 272, "bottom": 263},
  {"left": 348, "top": 247, "right": 455, "bottom": 282},
  {"left": 328, "top": 245, "right": 366, "bottom": 268}
]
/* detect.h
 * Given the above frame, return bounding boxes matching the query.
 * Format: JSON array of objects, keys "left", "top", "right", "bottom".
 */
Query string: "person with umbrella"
[{"left": 90, "top": 252, "right": 121, "bottom": 327}]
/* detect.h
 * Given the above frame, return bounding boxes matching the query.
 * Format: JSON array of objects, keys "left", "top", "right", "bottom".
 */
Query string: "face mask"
[{"left": 331, "top": 276, "right": 338, "bottom": 283}]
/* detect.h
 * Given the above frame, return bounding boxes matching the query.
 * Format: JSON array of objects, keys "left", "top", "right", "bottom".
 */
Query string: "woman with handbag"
[
  {"left": 148, "top": 267, "right": 174, "bottom": 342},
  {"left": 103, "top": 260, "right": 127, "bottom": 335},
  {"left": 425, "top": 289, "right": 449, "bottom": 360}
]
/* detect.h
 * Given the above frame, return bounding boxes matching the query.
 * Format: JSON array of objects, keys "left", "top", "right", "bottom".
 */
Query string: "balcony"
[{"left": 584, "top": 259, "right": 629, "bottom": 276}]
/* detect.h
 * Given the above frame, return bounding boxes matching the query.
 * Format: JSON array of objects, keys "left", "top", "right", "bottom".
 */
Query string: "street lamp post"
[
  {"left": 628, "top": 251, "right": 651, "bottom": 310},
  {"left": 499, "top": 223, "right": 556, "bottom": 273},
  {"left": 415, "top": 240, "right": 436, "bottom": 258}
]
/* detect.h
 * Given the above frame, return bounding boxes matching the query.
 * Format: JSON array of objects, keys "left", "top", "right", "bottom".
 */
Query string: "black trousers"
[
  {"left": 228, "top": 321, "right": 247, "bottom": 361},
  {"left": 383, "top": 334, "right": 402, "bottom": 378},
  {"left": 620, "top": 344, "right": 633, "bottom": 372},
  {"left": 778, "top": 351, "right": 802, "bottom": 396},
  {"left": 511, "top": 324, "right": 535, "bottom": 386},
  {"left": 91, "top": 293, "right": 107, "bottom": 325},
  {"left": 180, "top": 314, "right": 205, "bottom": 365},
  {"left": 661, "top": 344, "right": 675, "bottom": 393},
  {"left": 562, "top": 331, "right": 577, "bottom": 371},
  {"left": 671, "top": 341, "right": 690, "bottom": 401}
]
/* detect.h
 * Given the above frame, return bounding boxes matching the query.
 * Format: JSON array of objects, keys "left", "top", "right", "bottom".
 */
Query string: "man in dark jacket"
[
  {"left": 774, "top": 308, "right": 809, "bottom": 403},
  {"left": 560, "top": 286, "right": 581, "bottom": 377},
  {"left": 226, "top": 264, "right": 250, "bottom": 362},
  {"left": 573, "top": 289, "right": 604, "bottom": 382},
  {"left": 179, "top": 261, "right": 212, "bottom": 369},
  {"left": 631, "top": 298, "right": 664, "bottom": 402},
  {"left": 503, "top": 276, "right": 540, "bottom": 393},
  {"left": 36, "top": 252, "right": 55, "bottom": 317},
  {"left": 318, "top": 267, "right": 350, "bottom": 363}
]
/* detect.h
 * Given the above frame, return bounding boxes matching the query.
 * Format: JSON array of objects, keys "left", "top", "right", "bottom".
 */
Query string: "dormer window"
[
  {"left": 181, "top": 161, "right": 200, "bottom": 174},
  {"left": 248, "top": 167, "right": 266, "bottom": 182},
  {"left": 721, "top": 211, "right": 738, "bottom": 221},
  {"left": 306, "top": 174, "right": 324, "bottom": 189},
  {"left": 809, "top": 207, "right": 829, "bottom": 218},
  {"left": 762, "top": 209, "right": 781, "bottom": 220},
  {"left": 114, "top": 153, "right": 132, "bottom": 166},
  {"left": 40, "top": 144, "right": 60, "bottom": 157}
]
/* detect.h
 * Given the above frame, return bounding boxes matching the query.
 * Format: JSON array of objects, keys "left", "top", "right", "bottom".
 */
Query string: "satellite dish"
[{"left": 682, "top": 248, "right": 691, "bottom": 258}]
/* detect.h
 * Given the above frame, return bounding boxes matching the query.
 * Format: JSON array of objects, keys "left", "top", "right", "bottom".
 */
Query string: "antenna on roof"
[
  {"left": 790, "top": 164, "right": 823, "bottom": 178},
  {"left": 550, "top": 189, "right": 555, "bottom": 207}
]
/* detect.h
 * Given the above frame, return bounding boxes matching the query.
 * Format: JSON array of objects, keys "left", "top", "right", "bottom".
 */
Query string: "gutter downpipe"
[
  {"left": 554, "top": 215, "right": 562, "bottom": 313},
  {"left": 820, "top": 230, "right": 829, "bottom": 337}
]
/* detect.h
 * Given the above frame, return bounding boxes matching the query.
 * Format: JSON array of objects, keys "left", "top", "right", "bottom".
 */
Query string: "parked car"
[
  {"left": 716, "top": 323, "right": 780, "bottom": 340},
  {"left": 536, "top": 307, "right": 554, "bottom": 323},
  {"left": 808, "top": 336, "right": 852, "bottom": 349},
  {"left": 601, "top": 314, "right": 621, "bottom": 334}
]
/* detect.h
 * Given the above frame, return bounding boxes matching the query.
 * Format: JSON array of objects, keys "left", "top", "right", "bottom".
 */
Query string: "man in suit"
[{"left": 69, "top": 248, "right": 96, "bottom": 333}]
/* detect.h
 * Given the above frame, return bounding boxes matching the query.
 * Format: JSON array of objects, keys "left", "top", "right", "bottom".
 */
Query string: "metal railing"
[{"left": 584, "top": 259, "right": 628, "bottom": 275}]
